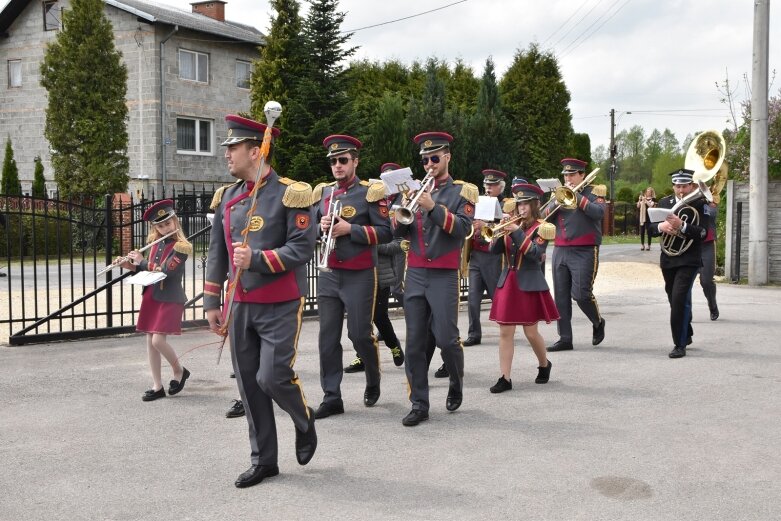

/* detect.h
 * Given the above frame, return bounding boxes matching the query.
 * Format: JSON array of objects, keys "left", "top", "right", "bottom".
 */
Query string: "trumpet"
[
  {"left": 543, "top": 168, "right": 600, "bottom": 220},
  {"left": 97, "top": 230, "right": 177, "bottom": 276},
  {"left": 316, "top": 192, "right": 342, "bottom": 273},
  {"left": 481, "top": 215, "right": 523, "bottom": 241},
  {"left": 395, "top": 170, "right": 435, "bottom": 225}
]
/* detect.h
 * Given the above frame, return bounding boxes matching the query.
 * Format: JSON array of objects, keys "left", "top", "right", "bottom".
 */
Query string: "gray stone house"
[{"left": 0, "top": 0, "right": 264, "bottom": 197}]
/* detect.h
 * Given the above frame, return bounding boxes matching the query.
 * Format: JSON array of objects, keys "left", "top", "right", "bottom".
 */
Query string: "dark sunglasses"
[
  {"left": 421, "top": 155, "right": 442, "bottom": 166},
  {"left": 329, "top": 157, "right": 351, "bottom": 166}
]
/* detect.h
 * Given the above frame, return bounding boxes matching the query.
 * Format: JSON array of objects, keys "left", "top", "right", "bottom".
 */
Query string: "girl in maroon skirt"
[
  {"left": 488, "top": 179, "right": 559, "bottom": 393},
  {"left": 119, "top": 199, "right": 192, "bottom": 401}
]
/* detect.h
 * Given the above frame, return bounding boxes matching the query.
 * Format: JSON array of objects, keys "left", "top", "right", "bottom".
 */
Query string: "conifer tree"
[
  {"left": 39, "top": 0, "right": 129, "bottom": 198},
  {"left": 1, "top": 137, "right": 22, "bottom": 196},
  {"left": 32, "top": 156, "right": 47, "bottom": 198}
]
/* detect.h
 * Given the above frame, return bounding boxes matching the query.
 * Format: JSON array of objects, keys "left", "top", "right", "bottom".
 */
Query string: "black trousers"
[
  {"left": 640, "top": 221, "right": 654, "bottom": 246},
  {"left": 661, "top": 265, "right": 698, "bottom": 348},
  {"left": 373, "top": 285, "right": 400, "bottom": 349},
  {"left": 699, "top": 241, "right": 718, "bottom": 312}
]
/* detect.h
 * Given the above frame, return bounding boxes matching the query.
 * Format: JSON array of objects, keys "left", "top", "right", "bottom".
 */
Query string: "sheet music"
[
  {"left": 206, "top": 213, "right": 215, "bottom": 225},
  {"left": 379, "top": 167, "right": 420, "bottom": 196},
  {"left": 127, "top": 271, "right": 167, "bottom": 286},
  {"left": 474, "top": 196, "right": 502, "bottom": 221},
  {"left": 648, "top": 208, "right": 673, "bottom": 223},
  {"left": 536, "top": 178, "right": 562, "bottom": 193}
]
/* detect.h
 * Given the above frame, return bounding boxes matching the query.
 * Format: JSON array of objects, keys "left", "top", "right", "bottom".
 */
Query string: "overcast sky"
[{"left": 8, "top": 0, "right": 777, "bottom": 151}]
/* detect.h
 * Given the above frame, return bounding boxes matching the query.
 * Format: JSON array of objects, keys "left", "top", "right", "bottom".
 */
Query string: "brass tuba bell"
[{"left": 685, "top": 130, "right": 725, "bottom": 184}]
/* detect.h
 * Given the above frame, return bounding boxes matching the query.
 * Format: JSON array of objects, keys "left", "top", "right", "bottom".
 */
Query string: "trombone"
[
  {"left": 316, "top": 190, "right": 342, "bottom": 273},
  {"left": 395, "top": 169, "right": 435, "bottom": 225},
  {"left": 97, "top": 230, "right": 177, "bottom": 276}
]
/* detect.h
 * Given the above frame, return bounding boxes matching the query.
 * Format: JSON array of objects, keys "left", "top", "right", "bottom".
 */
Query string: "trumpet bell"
[
  {"left": 396, "top": 207, "right": 415, "bottom": 225},
  {"left": 553, "top": 186, "right": 577, "bottom": 209},
  {"left": 685, "top": 130, "right": 725, "bottom": 184}
]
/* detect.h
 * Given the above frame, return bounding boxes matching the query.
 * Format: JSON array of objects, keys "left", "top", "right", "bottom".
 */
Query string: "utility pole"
[
  {"left": 609, "top": 108, "right": 616, "bottom": 201},
  {"left": 749, "top": 0, "right": 769, "bottom": 285}
]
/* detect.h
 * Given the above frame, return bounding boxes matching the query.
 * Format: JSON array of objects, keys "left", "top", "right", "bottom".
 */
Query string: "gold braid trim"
[
  {"left": 278, "top": 176, "right": 295, "bottom": 185},
  {"left": 591, "top": 184, "right": 607, "bottom": 197},
  {"left": 210, "top": 181, "right": 240, "bottom": 209},
  {"left": 174, "top": 240, "right": 193, "bottom": 255},
  {"left": 283, "top": 181, "right": 313, "bottom": 208},
  {"left": 502, "top": 198, "right": 516, "bottom": 214},
  {"left": 536, "top": 219, "right": 557, "bottom": 241},
  {"left": 366, "top": 181, "right": 387, "bottom": 203},
  {"left": 455, "top": 181, "right": 479, "bottom": 205},
  {"left": 311, "top": 182, "right": 332, "bottom": 205}
]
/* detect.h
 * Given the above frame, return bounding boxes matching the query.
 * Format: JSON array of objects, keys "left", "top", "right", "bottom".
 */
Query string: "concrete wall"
[
  {"left": 0, "top": 1, "right": 258, "bottom": 195},
  {"left": 724, "top": 180, "right": 781, "bottom": 283}
]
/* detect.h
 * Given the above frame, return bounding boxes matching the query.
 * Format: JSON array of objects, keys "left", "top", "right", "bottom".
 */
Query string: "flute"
[{"left": 97, "top": 230, "right": 177, "bottom": 276}]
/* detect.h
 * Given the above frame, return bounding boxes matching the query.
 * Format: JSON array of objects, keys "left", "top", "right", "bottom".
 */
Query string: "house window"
[
  {"left": 178, "top": 49, "right": 208, "bottom": 83},
  {"left": 176, "top": 117, "right": 212, "bottom": 154},
  {"left": 8, "top": 60, "right": 22, "bottom": 88},
  {"left": 43, "top": 1, "right": 60, "bottom": 31},
  {"left": 236, "top": 60, "right": 252, "bottom": 89}
]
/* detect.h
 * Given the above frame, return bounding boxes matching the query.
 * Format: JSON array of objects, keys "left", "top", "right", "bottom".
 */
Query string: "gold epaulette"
[
  {"left": 283, "top": 181, "right": 313, "bottom": 208},
  {"left": 311, "top": 182, "right": 333, "bottom": 205},
  {"left": 277, "top": 176, "right": 295, "bottom": 185},
  {"left": 210, "top": 181, "right": 239, "bottom": 209},
  {"left": 174, "top": 239, "right": 193, "bottom": 255},
  {"left": 366, "top": 181, "right": 387, "bottom": 203},
  {"left": 454, "top": 181, "right": 479, "bottom": 205},
  {"left": 536, "top": 219, "right": 556, "bottom": 241},
  {"left": 591, "top": 184, "right": 607, "bottom": 197},
  {"left": 502, "top": 198, "right": 516, "bottom": 214}
]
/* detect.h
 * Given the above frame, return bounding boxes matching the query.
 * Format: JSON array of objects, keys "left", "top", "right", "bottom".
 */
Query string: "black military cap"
[
  {"left": 143, "top": 199, "right": 175, "bottom": 223},
  {"left": 670, "top": 168, "right": 695, "bottom": 185},
  {"left": 413, "top": 132, "right": 453, "bottom": 155},
  {"left": 323, "top": 134, "right": 363, "bottom": 157}
]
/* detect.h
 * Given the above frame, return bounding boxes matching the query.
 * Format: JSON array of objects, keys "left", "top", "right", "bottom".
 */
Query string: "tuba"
[{"left": 660, "top": 131, "right": 725, "bottom": 256}]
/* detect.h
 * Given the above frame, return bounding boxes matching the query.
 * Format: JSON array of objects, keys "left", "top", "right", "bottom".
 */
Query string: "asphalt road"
[{"left": 1, "top": 245, "right": 780, "bottom": 520}]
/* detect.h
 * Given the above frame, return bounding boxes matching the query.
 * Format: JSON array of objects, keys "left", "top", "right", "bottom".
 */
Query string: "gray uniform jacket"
[
  {"left": 204, "top": 172, "right": 316, "bottom": 307},
  {"left": 137, "top": 238, "right": 189, "bottom": 303},
  {"left": 313, "top": 178, "right": 392, "bottom": 270},
  {"left": 546, "top": 185, "right": 605, "bottom": 247},
  {"left": 490, "top": 221, "right": 551, "bottom": 292}
]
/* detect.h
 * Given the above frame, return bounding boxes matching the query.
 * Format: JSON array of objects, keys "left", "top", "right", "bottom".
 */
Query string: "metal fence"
[{"left": 1, "top": 189, "right": 468, "bottom": 345}]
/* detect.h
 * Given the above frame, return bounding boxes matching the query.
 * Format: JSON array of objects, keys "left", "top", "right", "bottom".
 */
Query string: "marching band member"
[
  {"left": 204, "top": 114, "right": 317, "bottom": 488},
  {"left": 118, "top": 199, "right": 192, "bottom": 402},
  {"left": 700, "top": 199, "right": 720, "bottom": 320},
  {"left": 545, "top": 158, "right": 607, "bottom": 352},
  {"left": 312, "top": 135, "right": 392, "bottom": 418},
  {"left": 488, "top": 179, "right": 559, "bottom": 393},
  {"left": 393, "top": 131, "right": 477, "bottom": 426},
  {"left": 651, "top": 168, "right": 707, "bottom": 358}
]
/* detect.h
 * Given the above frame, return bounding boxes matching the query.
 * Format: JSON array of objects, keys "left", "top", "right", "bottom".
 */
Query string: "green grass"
[{"left": 602, "top": 234, "right": 642, "bottom": 245}]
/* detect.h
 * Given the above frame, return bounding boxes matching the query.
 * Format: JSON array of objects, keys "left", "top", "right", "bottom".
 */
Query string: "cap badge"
[
  {"left": 157, "top": 209, "right": 166, "bottom": 217},
  {"left": 227, "top": 129, "right": 233, "bottom": 136},
  {"left": 330, "top": 143, "right": 339, "bottom": 150},
  {"left": 424, "top": 139, "right": 433, "bottom": 148}
]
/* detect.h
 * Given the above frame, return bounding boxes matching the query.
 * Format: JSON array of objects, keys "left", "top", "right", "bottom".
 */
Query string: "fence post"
[{"left": 104, "top": 194, "right": 114, "bottom": 327}]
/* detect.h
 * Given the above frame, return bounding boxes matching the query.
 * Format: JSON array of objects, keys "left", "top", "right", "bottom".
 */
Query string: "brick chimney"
[{"left": 191, "top": 1, "right": 226, "bottom": 22}]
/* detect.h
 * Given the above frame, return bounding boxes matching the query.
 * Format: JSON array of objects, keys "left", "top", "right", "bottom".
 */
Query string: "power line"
[
  {"left": 558, "top": 0, "right": 631, "bottom": 58},
  {"left": 340, "top": 0, "right": 469, "bottom": 34},
  {"left": 540, "top": 0, "right": 593, "bottom": 48},
  {"left": 550, "top": 0, "right": 607, "bottom": 51}
]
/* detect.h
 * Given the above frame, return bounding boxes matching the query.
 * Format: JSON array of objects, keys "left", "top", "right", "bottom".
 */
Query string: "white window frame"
[
  {"left": 235, "top": 60, "right": 252, "bottom": 89},
  {"left": 178, "top": 49, "right": 209, "bottom": 84},
  {"left": 8, "top": 59, "right": 22, "bottom": 88},
  {"left": 176, "top": 117, "right": 213, "bottom": 155}
]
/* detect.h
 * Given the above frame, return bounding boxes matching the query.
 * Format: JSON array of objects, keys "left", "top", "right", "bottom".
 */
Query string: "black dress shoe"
[
  {"left": 668, "top": 346, "right": 686, "bottom": 359},
  {"left": 295, "top": 407, "right": 317, "bottom": 466},
  {"left": 434, "top": 363, "right": 449, "bottom": 378},
  {"left": 490, "top": 376, "right": 512, "bottom": 393},
  {"left": 234, "top": 464, "right": 280, "bottom": 488},
  {"left": 463, "top": 337, "right": 481, "bottom": 346},
  {"left": 168, "top": 367, "right": 190, "bottom": 395},
  {"left": 363, "top": 385, "right": 380, "bottom": 407},
  {"left": 344, "top": 357, "right": 364, "bottom": 373},
  {"left": 401, "top": 409, "right": 429, "bottom": 426},
  {"left": 536, "top": 360, "right": 552, "bottom": 384},
  {"left": 547, "top": 340, "right": 573, "bottom": 352},
  {"left": 592, "top": 318, "right": 606, "bottom": 346},
  {"left": 314, "top": 401, "right": 344, "bottom": 419},
  {"left": 142, "top": 387, "right": 165, "bottom": 402},
  {"left": 710, "top": 307, "right": 719, "bottom": 321},
  {"left": 446, "top": 386, "right": 463, "bottom": 411},
  {"left": 226, "top": 399, "right": 245, "bottom": 418},
  {"left": 229, "top": 372, "right": 236, "bottom": 378}
]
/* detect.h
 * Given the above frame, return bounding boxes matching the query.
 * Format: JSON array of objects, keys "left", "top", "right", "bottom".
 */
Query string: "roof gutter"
[{"left": 160, "top": 25, "right": 178, "bottom": 194}]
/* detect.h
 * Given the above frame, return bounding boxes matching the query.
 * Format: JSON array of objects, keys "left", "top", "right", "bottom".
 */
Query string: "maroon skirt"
[
  {"left": 489, "top": 270, "right": 560, "bottom": 326},
  {"left": 136, "top": 289, "right": 184, "bottom": 335}
]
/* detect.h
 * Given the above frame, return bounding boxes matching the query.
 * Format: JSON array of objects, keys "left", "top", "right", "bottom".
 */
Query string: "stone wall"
[{"left": 724, "top": 180, "right": 781, "bottom": 283}]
